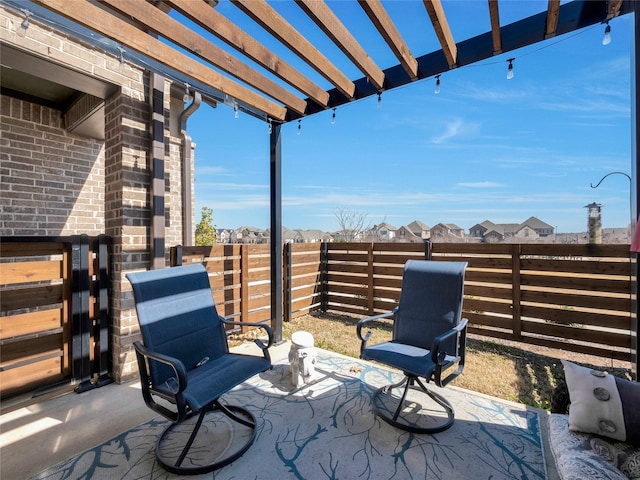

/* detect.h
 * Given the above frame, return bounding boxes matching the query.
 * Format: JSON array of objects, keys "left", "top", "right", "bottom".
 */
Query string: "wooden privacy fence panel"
[
  {"left": 0, "top": 235, "right": 111, "bottom": 401},
  {"left": 172, "top": 243, "right": 325, "bottom": 327},
  {"left": 325, "top": 242, "right": 429, "bottom": 317},
  {"left": 431, "top": 243, "right": 633, "bottom": 361},
  {"left": 172, "top": 244, "right": 273, "bottom": 329},
  {"left": 173, "top": 242, "right": 633, "bottom": 363}
]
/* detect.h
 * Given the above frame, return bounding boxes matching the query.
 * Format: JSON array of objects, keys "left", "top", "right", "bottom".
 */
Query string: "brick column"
[{"left": 104, "top": 82, "right": 151, "bottom": 382}]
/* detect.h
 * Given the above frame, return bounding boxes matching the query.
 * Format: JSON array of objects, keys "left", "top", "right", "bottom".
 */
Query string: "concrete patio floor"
[{"left": 1, "top": 340, "right": 559, "bottom": 480}]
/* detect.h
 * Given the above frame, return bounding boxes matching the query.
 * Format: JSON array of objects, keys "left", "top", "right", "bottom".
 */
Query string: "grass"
[{"left": 275, "top": 311, "right": 632, "bottom": 410}]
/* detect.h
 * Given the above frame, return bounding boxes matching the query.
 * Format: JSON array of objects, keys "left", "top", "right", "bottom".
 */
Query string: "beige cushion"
[{"left": 562, "top": 360, "right": 626, "bottom": 442}]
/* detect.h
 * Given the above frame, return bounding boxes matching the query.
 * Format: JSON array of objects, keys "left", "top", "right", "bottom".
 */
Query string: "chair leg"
[
  {"left": 156, "top": 404, "right": 258, "bottom": 475},
  {"left": 372, "top": 376, "right": 455, "bottom": 434}
]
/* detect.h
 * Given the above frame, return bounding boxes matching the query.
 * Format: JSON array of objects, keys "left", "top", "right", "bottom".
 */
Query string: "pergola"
[{"left": 4, "top": 0, "right": 639, "bottom": 370}]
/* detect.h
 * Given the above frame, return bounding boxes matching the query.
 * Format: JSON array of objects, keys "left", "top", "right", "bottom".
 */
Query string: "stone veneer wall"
[{"left": 0, "top": 6, "right": 190, "bottom": 383}]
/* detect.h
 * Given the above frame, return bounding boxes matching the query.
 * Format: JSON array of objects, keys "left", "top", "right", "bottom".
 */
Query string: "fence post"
[
  {"left": 511, "top": 244, "right": 522, "bottom": 340},
  {"left": 94, "top": 234, "right": 112, "bottom": 386},
  {"left": 240, "top": 244, "right": 249, "bottom": 328},
  {"left": 170, "top": 245, "right": 183, "bottom": 266},
  {"left": 321, "top": 242, "right": 328, "bottom": 312},
  {"left": 367, "top": 243, "right": 374, "bottom": 315},
  {"left": 71, "top": 234, "right": 92, "bottom": 392},
  {"left": 424, "top": 239, "right": 432, "bottom": 259},
  {"left": 284, "top": 242, "right": 292, "bottom": 323}
]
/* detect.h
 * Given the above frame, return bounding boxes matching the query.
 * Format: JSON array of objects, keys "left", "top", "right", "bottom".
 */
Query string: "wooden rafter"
[
  {"left": 231, "top": 0, "right": 356, "bottom": 99},
  {"left": 295, "top": 0, "right": 385, "bottom": 90},
  {"left": 606, "top": 0, "right": 623, "bottom": 20},
  {"left": 545, "top": 0, "right": 561, "bottom": 38},
  {"left": 423, "top": 0, "right": 457, "bottom": 68},
  {"left": 34, "top": 0, "right": 287, "bottom": 120},
  {"left": 102, "top": 0, "right": 307, "bottom": 115},
  {"left": 358, "top": 0, "right": 418, "bottom": 80},
  {"left": 488, "top": 0, "right": 502, "bottom": 54},
  {"left": 166, "top": 0, "right": 329, "bottom": 108}
]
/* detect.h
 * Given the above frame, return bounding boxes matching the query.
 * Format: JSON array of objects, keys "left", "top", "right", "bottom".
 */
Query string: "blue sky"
[{"left": 185, "top": 1, "right": 632, "bottom": 234}]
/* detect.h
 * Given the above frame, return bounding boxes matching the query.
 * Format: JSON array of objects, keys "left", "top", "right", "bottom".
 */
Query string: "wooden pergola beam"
[
  {"left": 488, "top": 0, "right": 502, "bottom": 54},
  {"left": 423, "top": 0, "right": 457, "bottom": 68},
  {"left": 102, "top": 0, "right": 307, "bottom": 115},
  {"left": 295, "top": 0, "right": 385, "bottom": 91},
  {"left": 606, "top": 0, "right": 623, "bottom": 20},
  {"left": 166, "top": 0, "right": 329, "bottom": 108},
  {"left": 231, "top": 0, "right": 356, "bottom": 99},
  {"left": 36, "top": 0, "right": 287, "bottom": 120},
  {"left": 358, "top": 0, "right": 419, "bottom": 80},
  {"left": 545, "top": 0, "right": 561, "bottom": 39}
]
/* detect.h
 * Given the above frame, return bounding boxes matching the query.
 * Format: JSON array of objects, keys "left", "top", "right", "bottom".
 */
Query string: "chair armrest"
[
  {"left": 356, "top": 308, "right": 398, "bottom": 355},
  {"left": 133, "top": 341, "right": 189, "bottom": 421},
  {"left": 430, "top": 317, "right": 468, "bottom": 365},
  {"left": 222, "top": 318, "right": 274, "bottom": 362}
]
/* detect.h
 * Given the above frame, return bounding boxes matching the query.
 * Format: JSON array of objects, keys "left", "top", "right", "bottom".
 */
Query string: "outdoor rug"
[{"left": 30, "top": 350, "right": 547, "bottom": 480}]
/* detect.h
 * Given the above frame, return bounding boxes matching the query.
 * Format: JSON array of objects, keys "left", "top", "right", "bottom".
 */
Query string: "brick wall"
[
  {"left": 1, "top": 6, "right": 193, "bottom": 385},
  {"left": 0, "top": 96, "right": 105, "bottom": 236}
]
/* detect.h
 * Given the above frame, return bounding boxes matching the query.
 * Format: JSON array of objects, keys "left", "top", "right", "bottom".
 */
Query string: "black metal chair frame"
[
  {"left": 133, "top": 317, "right": 272, "bottom": 474},
  {"left": 128, "top": 265, "right": 273, "bottom": 475},
  {"left": 356, "top": 261, "right": 468, "bottom": 434}
]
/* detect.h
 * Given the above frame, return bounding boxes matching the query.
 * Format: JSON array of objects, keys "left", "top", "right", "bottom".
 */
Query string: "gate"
[{"left": 0, "top": 235, "right": 112, "bottom": 402}]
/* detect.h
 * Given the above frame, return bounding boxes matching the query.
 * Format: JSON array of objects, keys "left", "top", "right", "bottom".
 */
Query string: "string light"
[
  {"left": 183, "top": 83, "right": 192, "bottom": 103},
  {"left": 117, "top": 45, "right": 126, "bottom": 67},
  {"left": 377, "top": 92, "right": 382, "bottom": 108},
  {"left": 506, "top": 58, "right": 515, "bottom": 80},
  {"left": 233, "top": 102, "right": 239, "bottom": 118},
  {"left": 434, "top": 74, "right": 441, "bottom": 94},
  {"left": 16, "top": 8, "right": 32, "bottom": 37},
  {"left": 331, "top": 108, "right": 336, "bottom": 125},
  {"left": 268, "top": 118, "right": 272, "bottom": 134},
  {"left": 297, "top": 119, "right": 301, "bottom": 135},
  {"left": 602, "top": 22, "right": 611, "bottom": 45}
]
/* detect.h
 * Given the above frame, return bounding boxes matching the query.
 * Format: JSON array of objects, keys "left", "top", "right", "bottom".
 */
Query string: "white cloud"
[
  {"left": 431, "top": 119, "right": 464, "bottom": 144},
  {"left": 456, "top": 181, "right": 504, "bottom": 188}
]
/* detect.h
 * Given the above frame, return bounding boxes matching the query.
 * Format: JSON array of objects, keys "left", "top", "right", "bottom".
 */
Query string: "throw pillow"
[{"left": 562, "top": 360, "right": 640, "bottom": 446}]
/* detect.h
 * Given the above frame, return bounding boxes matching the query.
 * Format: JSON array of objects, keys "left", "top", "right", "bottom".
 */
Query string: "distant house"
[
  {"left": 293, "top": 229, "right": 328, "bottom": 243},
  {"left": 512, "top": 224, "right": 539, "bottom": 241},
  {"left": 395, "top": 226, "right": 422, "bottom": 243},
  {"left": 519, "top": 216, "right": 554, "bottom": 237},
  {"left": 216, "top": 229, "right": 231, "bottom": 244},
  {"left": 430, "top": 223, "right": 465, "bottom": 241},
  {"left": 231, "top": 226, "right": 266, "bottom": 244},
  {"left": 406, "top": 220, "right": 430, "bottom": 240},
  {"left": 368, "top": 222, "right": 397, "bottom": 241},
  {"left": 469, "top": 217, "right": 553, "bottom": 242},
  {"left": 469, "top": 220, "right": 496, "bottom": 238}
]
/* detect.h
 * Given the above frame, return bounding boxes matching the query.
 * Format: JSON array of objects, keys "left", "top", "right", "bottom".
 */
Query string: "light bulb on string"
[
  {"left": 234, "top": 102, "right": 239, "bottom": 118},
  {"left": 434, "top": 75, "right": 441, "bottom": 94},
  {"left": 377, "top": 92, "right": 382, "bottom": 109},
  {"left": 602, "top": 22, "right": 611, "bottom": 45},
  {"left": 331, "top": 108, "right": 336, "bottom": 125},
  {"left": 297, "top": 120, "right": 301, "bottom": 135},
  {"left": 267, "top": 119, "right": 272, "bottom": 135},
  {"left": 117, "top": 45, "right": 126, "bottom": 68},
  {"left": 183, "top": 83, "right": 192, "bottom": 103},
  {"left": 16, "top": 9, "right": 32, "bottom": 37},
  {"left": 506, "top": 58, "right": 514, "bottom": 80}
]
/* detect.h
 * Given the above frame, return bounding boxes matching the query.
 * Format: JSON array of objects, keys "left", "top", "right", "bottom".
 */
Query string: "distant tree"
[
  {"left": 195, "top": 206, "right": 217, "bottom": 246},
  {"left": 334, "top": 206, "right": 371, "bottom": 242}
]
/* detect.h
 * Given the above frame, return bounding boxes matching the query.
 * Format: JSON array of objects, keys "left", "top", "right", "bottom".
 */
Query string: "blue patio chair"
[
  {"left": 357, "top": 259, "right": 468, "bottom": 433},
  {"left": 126, "top": 264, "right": 273, "bottom": 475}
]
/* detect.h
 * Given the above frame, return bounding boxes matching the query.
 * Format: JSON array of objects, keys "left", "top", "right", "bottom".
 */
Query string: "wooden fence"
[
  {"left": 1, "top": 235, "right": 112, "bottom": 401},
  {"left": 173, "top": 242, "right": 633, "bottom": 363}
]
